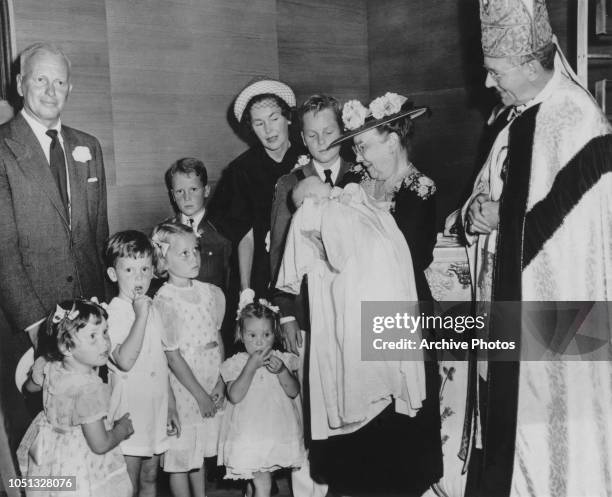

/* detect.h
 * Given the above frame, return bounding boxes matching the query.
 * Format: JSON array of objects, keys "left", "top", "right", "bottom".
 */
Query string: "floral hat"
[
  {"left": 233, "top": 76, "right": 296, "bottom": 122},
  {"left": 329, "top": 92, "right": 430, "bottom": 147}
]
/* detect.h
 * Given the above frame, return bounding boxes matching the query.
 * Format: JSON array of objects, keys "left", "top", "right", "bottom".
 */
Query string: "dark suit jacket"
[
  {"left": 269, "top": 159, "right": 354, "bottom": 330},
  {"left": 0, "top": 112, "right": 108, "bottom": 449},
  {"left": 0, "top": 113, "right": 109, "bottom": 330},
  {"left": 149, "top": 214, "right": 232, "bottom": 295}
]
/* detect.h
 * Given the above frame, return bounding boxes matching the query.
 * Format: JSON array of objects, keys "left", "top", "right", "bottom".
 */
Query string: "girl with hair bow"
[{"left": 217, "top": 290, "right": 305, "bottom": 496}]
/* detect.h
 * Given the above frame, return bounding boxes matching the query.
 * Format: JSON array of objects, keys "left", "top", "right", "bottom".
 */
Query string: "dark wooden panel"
[
  {"left": 12, "top": 0, "right": 116, "bottom": 184},
  {"left": 106, "top": 0, "right": 279, "bottom": 194},
  {"left": 107, "top": 183, "right": 173, "bottom": 233},
  {"left": 278, "top": 0, "right": 369, "bottom": 104},
  {"left": 367, "top": 0, "right": 483, "bottom": 95},
  {"left": 405, "top": 87, "right": 488, "bottom": 225}
]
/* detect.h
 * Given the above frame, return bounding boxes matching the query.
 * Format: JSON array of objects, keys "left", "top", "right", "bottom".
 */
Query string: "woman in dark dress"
[
  {"left": 350, "top": 102, "right": 437, "bottom": 302},
  {"left": 208, "top": 78, "right": 306, "bottom": 298},
  {"left": 309, "top": 94, "right": 442, "bottom": 495}
]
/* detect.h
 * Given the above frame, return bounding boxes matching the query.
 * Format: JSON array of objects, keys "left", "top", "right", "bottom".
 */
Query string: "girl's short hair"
[
  {"left": 235, "top": 301, "right": 283, "bottom": 349},
  {"left": 150, "top": 221, "right": 194, "bottom": 278},
  {"left": 38, "top": 299, "right": 108, "bottom": 362}
]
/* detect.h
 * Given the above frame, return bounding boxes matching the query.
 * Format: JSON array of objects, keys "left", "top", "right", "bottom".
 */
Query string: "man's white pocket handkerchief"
[{"left": 87, "top": 177, "right": 98, "bottom": 183}]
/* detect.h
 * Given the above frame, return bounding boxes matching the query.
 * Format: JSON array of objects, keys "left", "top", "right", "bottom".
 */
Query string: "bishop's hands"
[{"left": 466, "top": 193, "right": 500, "bottom": 235}]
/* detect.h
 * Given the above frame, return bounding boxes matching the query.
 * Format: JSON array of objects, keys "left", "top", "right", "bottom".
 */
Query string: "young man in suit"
[
  {"left": 0, "top": 42, "right": 109, "bottom": 450},
  {"left": 269, "top": 94, "right": 357, "bottom": 497},
  {"left": 270, "top": 94, "right": 356, "bottom": 355}
]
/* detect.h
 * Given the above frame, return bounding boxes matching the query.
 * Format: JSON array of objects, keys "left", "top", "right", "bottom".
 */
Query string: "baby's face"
[{"left": 293, "top": 178, "right": 332, "bottom": 208}]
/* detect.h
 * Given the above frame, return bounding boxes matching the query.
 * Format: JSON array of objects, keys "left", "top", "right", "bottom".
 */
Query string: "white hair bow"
[
  {"left": 152, "top": 239, "right": 170, "bottom": 257},
  {"left": 236, "top": 288, "right": 280, "bottom": 319},
  {"left": 52, "top": 304, "right": 79, "bottom": 324}
]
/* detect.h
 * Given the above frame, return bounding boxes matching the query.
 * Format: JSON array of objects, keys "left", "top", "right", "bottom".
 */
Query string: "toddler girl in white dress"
[{"left": 218, "top": 291, "right": 305, "bottom": 497}]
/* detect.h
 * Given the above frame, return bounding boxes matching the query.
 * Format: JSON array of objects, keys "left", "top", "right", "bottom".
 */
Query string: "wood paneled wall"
[
  {"left": 105, "top": 0, "right": 279, "bottom": 232},
  {"left": 367, "top": 0, "right": 492, "bottom": 225},
  {"left": 12, "top": 0, "right": 116, "bottom": 183},
  {"left": 278, "top": 0, "right": 369, "bottom": 105},
  {"left": 9, "top": 0, "right": 575, "bottom": 231},
  {"left": 11, "top": 0, "right": 369, "bottom": 233}
]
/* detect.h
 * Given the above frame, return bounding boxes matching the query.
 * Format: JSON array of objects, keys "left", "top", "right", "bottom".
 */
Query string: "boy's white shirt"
[
  {"left": 312, "top": 156, "right": 341, "bottom": 184},
  {"left": 180, "top": 207, "right": 206, "bottom": 228}
]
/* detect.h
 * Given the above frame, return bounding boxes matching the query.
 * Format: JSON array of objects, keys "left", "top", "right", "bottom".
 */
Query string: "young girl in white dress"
[
  {"left": 151, "top": 221, "right": 225, "bottom": 497},
  {"left": 17, "top": 299, "right": 134, "bottom": 497},
  {"left": 218, "top": 291, "right": 305, "bottom": 497}
]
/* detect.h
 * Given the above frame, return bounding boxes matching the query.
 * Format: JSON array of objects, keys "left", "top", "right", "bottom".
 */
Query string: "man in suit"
[
  {"left": 269, "top": 95, "right": 358, "bottom": 497},
  {"left": 0, "top": 42, "right": 109, "bottom": 451}
]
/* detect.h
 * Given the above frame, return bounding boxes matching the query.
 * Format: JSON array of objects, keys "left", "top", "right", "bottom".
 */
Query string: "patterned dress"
[
  {"left": 153, "top": 280, "right": 225, "bottom": 472},
  {"left": 17, "top": 360, "right": 132, "bottom": 497}
]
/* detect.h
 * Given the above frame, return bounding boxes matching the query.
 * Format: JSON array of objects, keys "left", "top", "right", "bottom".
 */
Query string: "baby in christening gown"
[{"left": 280, "top": 178, "right": 427, "bottom": 440}]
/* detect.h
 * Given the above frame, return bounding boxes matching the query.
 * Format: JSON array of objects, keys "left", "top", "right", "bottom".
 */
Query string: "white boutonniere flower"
[
  {"left": 293, "top": 155, "right": 310, "bottom": 170},
  {"left": 72, "top": 146, "right": 92, "bottom": 163}
]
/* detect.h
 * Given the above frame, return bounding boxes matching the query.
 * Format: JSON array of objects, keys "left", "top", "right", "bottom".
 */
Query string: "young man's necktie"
[{"left": 324, "top": 169, "right": 334, "bottom": 186}]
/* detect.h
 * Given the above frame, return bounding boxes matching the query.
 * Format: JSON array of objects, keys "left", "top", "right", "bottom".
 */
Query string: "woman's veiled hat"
[
  {"left": 480, "top": 0, "right": 553, "bottom": 57},
  {"left": 233, "top": 77, "right": 296, "bottom": 122},
  {"left": 329, "top": 92, "right": 430, "bottom": 148}
]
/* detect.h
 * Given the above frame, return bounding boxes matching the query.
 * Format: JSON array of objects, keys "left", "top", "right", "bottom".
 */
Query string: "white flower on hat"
[
  {"left": 369, "top": 92, "right": 408, "bottom": 120},
  {"left": 72, "top": 146, "right": 92, "bottom": 163},
  {"left": 342, "top": 100, "right": 369, "bottom": 130}
]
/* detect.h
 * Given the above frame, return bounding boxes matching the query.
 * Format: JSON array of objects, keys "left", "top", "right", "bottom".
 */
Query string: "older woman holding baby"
[
  {"left": 304, "top": 93, "right": 442, "bottom": 495},
  {"left": 331, "top": 94, "right": 438, "bottom": 302}
]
